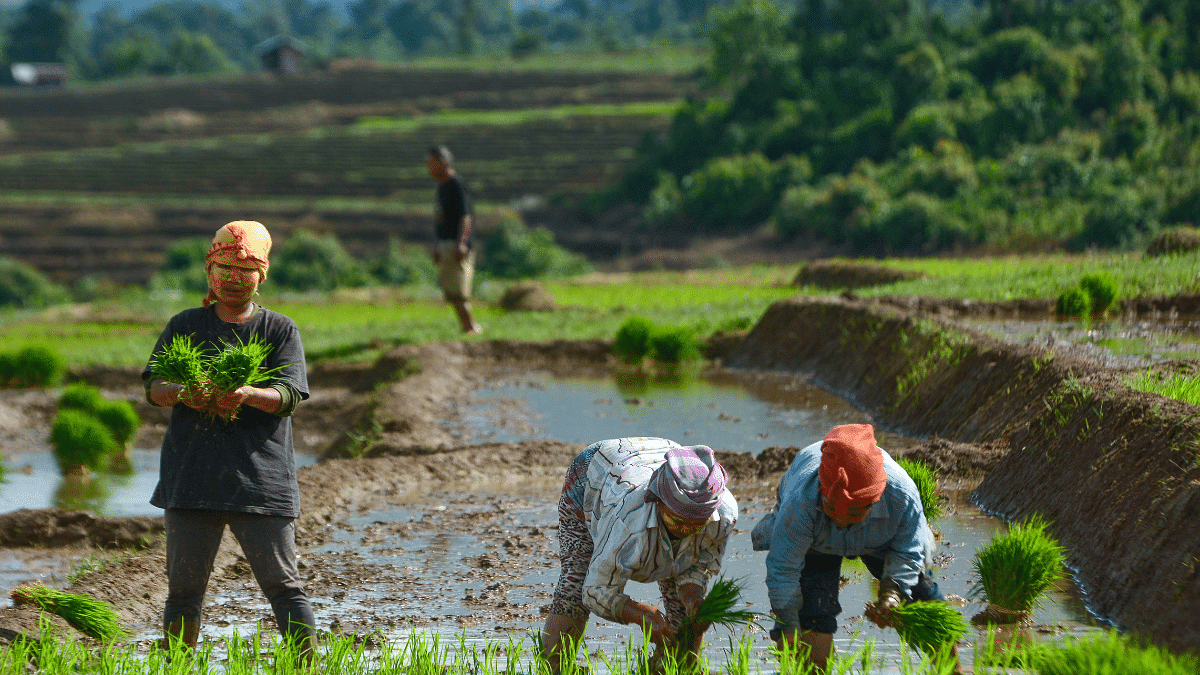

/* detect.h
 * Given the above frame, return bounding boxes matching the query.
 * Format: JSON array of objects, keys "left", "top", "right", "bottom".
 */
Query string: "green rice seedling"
[
  {"left": 1021, "top": 629, "right": 1199, "bottom": 675},
  {"left": 673, "top": 577, "right": 759, "bottom": 657},
  {"left": 1054, "top": 287, "right": 1091, "bottom": 318},
  {"left": 896, "top": 458, "right": 943, "bottom": 520},
  {"left": 9, "top": 345, "right": 65, "bottom": 387},
  {"left": 1079, "top": 273, "right": 1118, "bottom": 314},
  {"left": 11, "top": 583, "right": 127, "bottom": 642},
  {"left": 49, "top": 409, "right": 118, "bottom": 475},
  {"left": 57, "top": 384, "right": 105, "bottom": 412},
  {"left": 94, "top": 399, "right": 141, "bottom": 447},
  {"left": 206, "top": 333, "right": 285, "bottom": 393},
  {"left": 614, "top": 315, "right": 655, "bottom": 361},
  {"left": 887, "top": 601, "right": 970, "bottom": 656},
  {"left": 1126, "top": 370, "right": 1200, "bottom": 407},
  {"left": 148, "top": 333, "right": 210, "bottom": 394},
  {"left": 970, "top": 515, "right": 1066, "bottom": 622},
  {"left": 649, "top": 324, "right": 702, "bottom": 363},
  {"left": 0, "top": 351, "right": 16, "bottom": 385}
]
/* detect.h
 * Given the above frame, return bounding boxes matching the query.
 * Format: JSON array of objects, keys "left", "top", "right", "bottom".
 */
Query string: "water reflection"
[{"left": 53, "top": 474, "right": 110, "bottom": 512}]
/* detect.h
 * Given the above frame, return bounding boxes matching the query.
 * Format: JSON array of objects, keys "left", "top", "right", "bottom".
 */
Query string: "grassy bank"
[{"left": 3, "top": 251, "right": 1197, "bottom": 370}]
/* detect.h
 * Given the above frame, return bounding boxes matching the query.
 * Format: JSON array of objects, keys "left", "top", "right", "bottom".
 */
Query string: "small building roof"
[{"left": 252, "top": 35, "right": 309, "bottom": 57}]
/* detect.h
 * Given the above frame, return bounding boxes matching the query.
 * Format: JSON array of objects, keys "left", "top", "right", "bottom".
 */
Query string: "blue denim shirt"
[{"left": 765, "top": 441, "right": 934, "bottom": 630}]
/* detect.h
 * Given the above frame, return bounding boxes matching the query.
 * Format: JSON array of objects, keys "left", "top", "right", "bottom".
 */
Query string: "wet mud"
[{"left": 0, "top": 296, "right": 1195, "bottom": 656}]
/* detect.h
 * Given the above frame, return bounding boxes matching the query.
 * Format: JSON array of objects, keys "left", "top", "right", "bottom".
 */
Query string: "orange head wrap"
[
  {"left": 203, "top": 221, "right": 272, "bottom": 307},
  {"left": 818, "top": 424, "right": 887, "bottom": 513}
]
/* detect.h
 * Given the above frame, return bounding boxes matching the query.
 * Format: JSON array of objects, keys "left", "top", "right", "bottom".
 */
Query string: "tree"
[{"left": 5, "top": 0, "right": 76, "bottom": 64}]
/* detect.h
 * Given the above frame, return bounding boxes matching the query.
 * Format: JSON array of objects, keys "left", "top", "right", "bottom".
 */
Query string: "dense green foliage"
[
  {"left": 271, "top": 229, "right": 374, "bottom": 293},
  {"left": 648, "top": 324, "right": 703, "bottom": 363},
  {"left": 1, "top": 0, "right": 720, "bottom": 80},
  {"left": 1079, "top": 272, "right": 1119, "bottom": 313},
  {"left": 0, "top": 256, "right": 69, "bottom": 309},
  {"left": 0, "top": 346, "right": 67, "bottom": 388},
  {"left": 895, "top": 458, "right": 942, "bottom": 520},
  {"left": 373, "top": 236, "right": 438, "bottom": 286},
  {"left": 621, "top": 0, "right": 1200, "bottom": 254},
  {"left": 149, "top": 237, "right": 211, "bottom": 294},
  {"left": 1054, "top": 286, "right": 1091, "bottom": 318},
  {"left": 971, "top": 515, "right": 1066, "bottom": 614},
  {"left": 478, "top": 213, "right": 593, "bottom": 280},
  {"left": 49, "top": 409, "right": 118, "bottom": 475}
]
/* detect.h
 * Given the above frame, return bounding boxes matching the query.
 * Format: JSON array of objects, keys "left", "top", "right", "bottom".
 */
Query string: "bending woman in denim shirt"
[{"left": 754, "top": 424, "right": 950, "bottom": 673}]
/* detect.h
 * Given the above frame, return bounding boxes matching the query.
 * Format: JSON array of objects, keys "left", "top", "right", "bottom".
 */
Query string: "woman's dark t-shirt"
[{"left": 141, "top": 304, "right": 309, "bottom": 518}]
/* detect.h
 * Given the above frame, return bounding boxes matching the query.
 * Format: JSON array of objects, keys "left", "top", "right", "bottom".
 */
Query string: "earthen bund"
[{"left": 726, "top": 296, "right": 1200, "bottom": 653}]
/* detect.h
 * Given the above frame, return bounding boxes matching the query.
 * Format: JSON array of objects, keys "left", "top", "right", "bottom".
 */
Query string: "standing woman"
[{"left": 142, "top": 221, "right": 316, "bottom": 656}]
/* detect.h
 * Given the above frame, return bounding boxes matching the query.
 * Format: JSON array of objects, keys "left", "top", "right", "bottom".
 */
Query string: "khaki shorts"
[{"left": 435, "top": 240, "right": 474, "bottom": 301}]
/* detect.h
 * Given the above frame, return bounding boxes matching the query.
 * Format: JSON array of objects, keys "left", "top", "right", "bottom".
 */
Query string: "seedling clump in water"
[
  {"left": 896, "top": 458, "right": 943, "bottom": 520},
  {"left": 971, "top": 515, "right": 1066, "bottom": 624},
  {"left": 663, "top": 577, "right": 758, "bottom": 667}
]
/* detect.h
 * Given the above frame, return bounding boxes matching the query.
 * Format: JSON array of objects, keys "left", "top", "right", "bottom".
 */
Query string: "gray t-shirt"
[{"left": 142, "top": 304, "right": 309, "bottom": 517}]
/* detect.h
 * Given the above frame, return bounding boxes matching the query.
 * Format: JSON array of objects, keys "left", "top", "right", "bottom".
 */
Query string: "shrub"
[
  {"left": 680, "top": 152, "right": 778, "bottom": 231},
  {"left": 509, "top": 30, "right": 544, "bottom": 58},
  {"left": 0, "top": 256, "right": 68, "bottom": 309},
  {"left": 613, "top": 316, "right": 655, "bottom": 361},
  {"left": 150, "top": 236, "right": 210, "bottom": 293},
  {"left": 648, "top": 325, "right": 702, "bottom": 363},
  {"left": 479, "top": 213, "right": 592, "bottom": 280},
  {"left": 1055, "top": 287, "right": 1091, "bottom": 318},
  {"left": 373, "top": 236, "right": 437, "bottom": 286},
  {"left": 1078, "top": 273, "right": 1118, "bottom": 314},
  {"left": 271, "top": 229, "right": 372, "bottom": 292},
  {"left": 1146, "top": 226, "right": 1200, "bottom": 257},
  {"left": 971, "top": 515, "right": 1065, "bottom": 617},
  {"left": 895, "top": 104, "right": 958, "bottom": 151},
  {"left": 5, "top": 346, "right": 66, "bottom": 387},
  {"left": 1074, "top": 186, "right": 1158, "bottom": 249},
  {"left": 896, "top": 458, "right": 942, "bottom": 520},
  {"left": 50, "top": 409, "right": 118, "bottom": 475},
  {"left": 870, "top": 192, "right": 973, "bottom": 255}
]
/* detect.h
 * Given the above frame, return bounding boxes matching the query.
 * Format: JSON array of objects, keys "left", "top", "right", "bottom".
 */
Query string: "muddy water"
[{"left": 196, "top": 368, "right": 1101, "bottom": 672}]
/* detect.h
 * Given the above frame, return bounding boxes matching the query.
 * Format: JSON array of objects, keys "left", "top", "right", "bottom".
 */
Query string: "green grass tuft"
[
  {"left": 205, "top": 333, "right": 285, "bottom": 393},
  {"left": 1126, "top": 370, "right": 1200, "bottom": 407},
  {"left": 49, "top": 409, "right": 118, "bottom": 475},
  {"left": 896, "top": 458, "right": 943, "bottom": 520},
  {"left": 1054, "top": 286, "right": 1091, "bottom": 318},
  {"left": 1079, "top": 273, "right": 1119, "bottom": 314},
  {"left": 11, "top": 583, "right": 127, "bottom": 642},
  {"left": 889, "top": 601, "right": 970, "bottom": 656},
  {"left": 1022, "top": 629, "right": 1200, "bottom": 675},
  {"left": 147, "top": 333, "right": 210, "bottom": 395},
  {"left": 648, "top": 324, "right": 702, "bottom": 363},
  {"left": 971, "top": 515, "right": 1066, "bottom": 615}
]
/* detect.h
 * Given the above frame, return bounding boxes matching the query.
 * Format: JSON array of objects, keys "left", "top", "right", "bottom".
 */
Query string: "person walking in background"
[
  {"left": 142, "top": 221, "right": 317, "bottom": 660},
  {"left": 426, "top": 144, "right": 481, "bottom": 335},
  {"left": 753, "top": 424, "right": 954, "bottom": 673},
  {"left": 540, "top": 437, "right": 738, "bottom": 674}
]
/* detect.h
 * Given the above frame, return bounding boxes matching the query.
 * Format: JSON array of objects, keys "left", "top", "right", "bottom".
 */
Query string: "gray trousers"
[{"left": 164, "top": 509, "right": 316, "bottom": 642}]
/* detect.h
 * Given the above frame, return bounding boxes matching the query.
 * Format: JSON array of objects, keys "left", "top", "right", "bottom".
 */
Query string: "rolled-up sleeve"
[
  {"left": 881, "top": 496, "right": 928, "bottom": 597},
  {"left": 766, "top": 494, "right": 816, "bottom": 630},
  {"left": 583, "top": 533, "right": 641, "bottom": 621}
]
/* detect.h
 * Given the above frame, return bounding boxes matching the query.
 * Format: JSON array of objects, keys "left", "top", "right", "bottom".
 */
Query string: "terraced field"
[{"left": 0, "top": 66, "right": 685, "bottom": 284}]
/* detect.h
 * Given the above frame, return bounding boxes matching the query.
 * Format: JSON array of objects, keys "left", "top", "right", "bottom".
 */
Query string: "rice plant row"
[{"left": 3, "top": 621, "right": 1195, "bottom": 675}]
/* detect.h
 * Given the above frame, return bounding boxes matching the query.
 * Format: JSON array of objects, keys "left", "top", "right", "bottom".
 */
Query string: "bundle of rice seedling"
[
  {"left": 11, "top": 583, "right": 127, "bottom": 641},
  {"left": 675, "top": 577, "right": 759, "bottom": 650},
  {"left": 148, "top": 334, "right": 210, "bottom": 395},
  {"left": 205, "top": 333, "right": 286, "bottom": 420},
  {"left": 886, "top": 601, "right": 969, "bottom": 656},
  {"left": 896, "top": 458, "right": 943, "bottom": 520},
  {"left": 971, "top": 515, "right": 1066, "bottom": 624}
]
